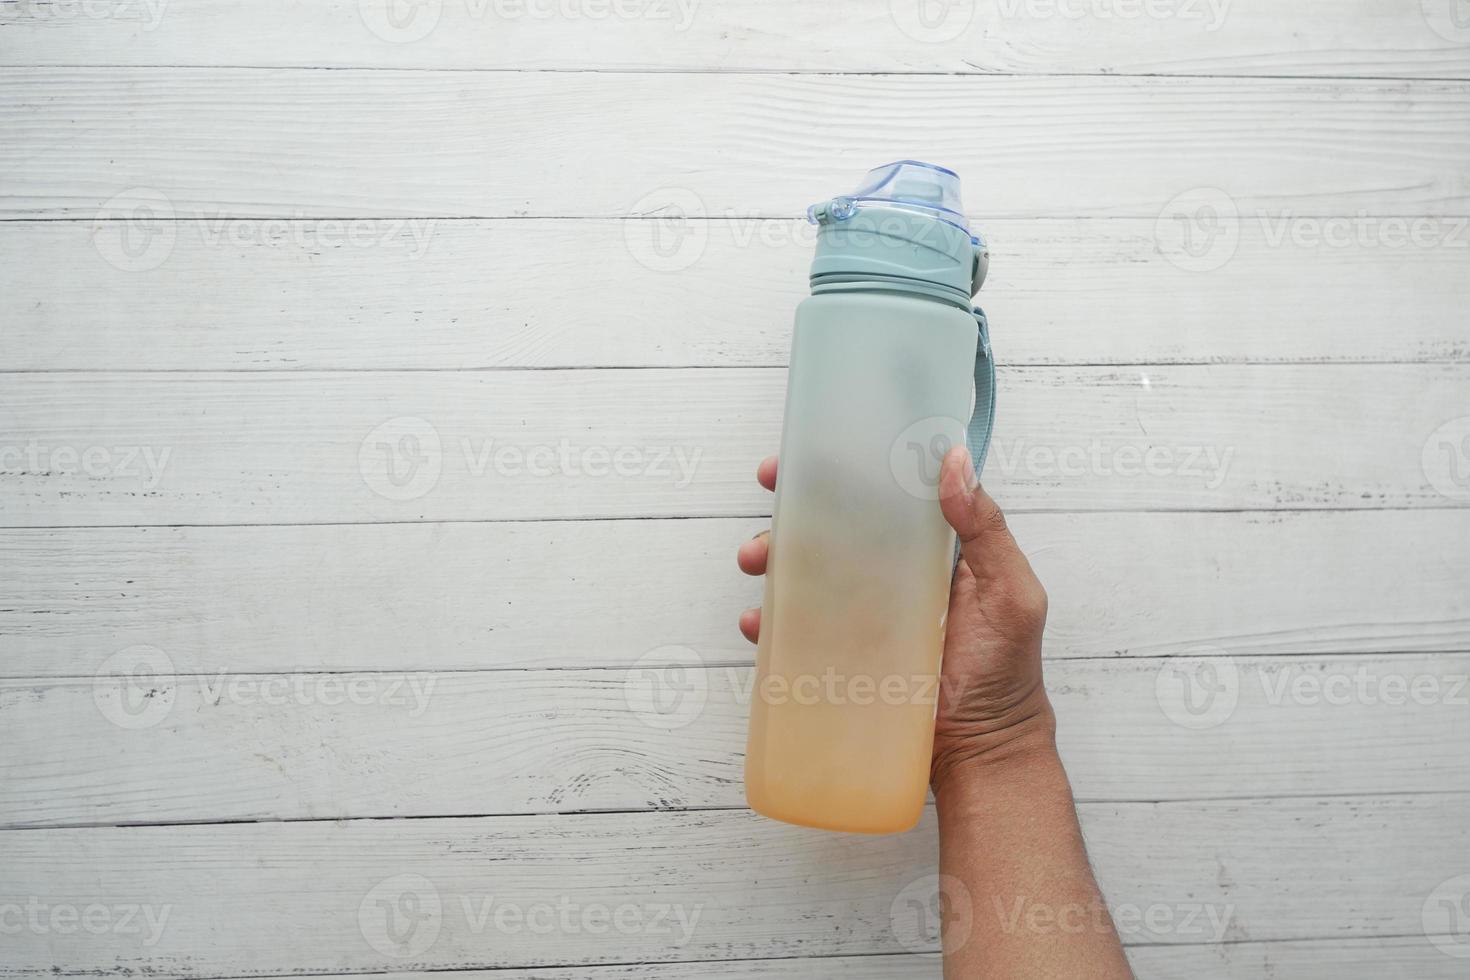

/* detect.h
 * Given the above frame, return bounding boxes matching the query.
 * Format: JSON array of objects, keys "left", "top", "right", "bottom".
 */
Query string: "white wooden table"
[{"left": 2, "top": 2, "right": 1468, "bottom": 976}]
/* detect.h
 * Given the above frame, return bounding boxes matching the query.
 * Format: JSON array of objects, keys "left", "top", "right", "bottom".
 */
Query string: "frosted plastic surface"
[{"left": 744, "top": 291, "right": 979, "bottom": 834}]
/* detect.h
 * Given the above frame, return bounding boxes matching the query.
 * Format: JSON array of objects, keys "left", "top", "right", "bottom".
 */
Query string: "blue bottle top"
[
  {"left": 807, "top": 161, "right": 988, "bottom": 303},
  {"left": 807, "top": 160, "right": 974, "bottom": 237}
]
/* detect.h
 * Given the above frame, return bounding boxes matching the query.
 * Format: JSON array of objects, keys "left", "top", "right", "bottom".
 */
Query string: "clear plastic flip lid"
[{"left": 808, "top": 159, "right": 974, "bottom": 239}]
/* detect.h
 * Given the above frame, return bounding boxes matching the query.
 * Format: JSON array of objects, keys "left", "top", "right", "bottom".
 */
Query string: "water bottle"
[{"left": 744, "top": 161, "right": 996, "bottom": 834}]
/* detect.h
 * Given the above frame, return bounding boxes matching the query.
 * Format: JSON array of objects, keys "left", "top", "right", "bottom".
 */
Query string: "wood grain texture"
[
  {"left": 2, "top": 0, "right": 1467, "bottom": 78},
  {"left": 1, "top": 365, "right": 1465, "bottom": 526},
  {"left": 3, "top": 8, "right": 1467, "bottom": 975},
  {"left": 3, "top": 71, "right": 1468, "bottom": 219},
  {"left": 1130, "top": 937, "right": 1470, "bottom": 980},
  {"left": 6, "top": 217, "right": 1468, "bottom": 370},
  {"left": 198, "top": 938, "right": 1470, "bottom": 980},
  {"left": 5, "top": 654, "right": 1467, "bottom": 826},
  {"left": 0, "top": 796, "right": 1463, "bottom": 975},
  {"left": 2, "top": 511, "right": 1467, "bottom": 676}
]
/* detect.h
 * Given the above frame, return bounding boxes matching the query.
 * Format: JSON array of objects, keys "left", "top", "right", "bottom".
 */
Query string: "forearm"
[{"left": 934, "top": 732, "right": 1133, "bottom": 979}]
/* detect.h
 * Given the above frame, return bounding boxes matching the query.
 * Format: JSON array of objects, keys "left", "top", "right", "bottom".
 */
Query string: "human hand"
[{"left": 735, "top": 447, "right": 1056, "bottom": 795}]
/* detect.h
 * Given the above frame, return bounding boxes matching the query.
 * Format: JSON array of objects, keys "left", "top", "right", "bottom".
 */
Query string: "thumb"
[{"left": 938, "top": 445, "right": 1028, "bottom": 584}]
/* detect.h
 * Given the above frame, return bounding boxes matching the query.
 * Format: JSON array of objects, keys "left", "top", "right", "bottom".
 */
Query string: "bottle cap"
[
  {"left": 808, "top": 160, "right": 973, "bottom": 236},
  {"left": 807, "top": 160, "right": 988, "bottom": 301}
]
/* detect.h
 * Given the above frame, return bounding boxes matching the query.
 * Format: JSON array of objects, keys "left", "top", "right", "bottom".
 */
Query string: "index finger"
[{"left": 757, "top": 455, "right": 777, "bottom": 492}]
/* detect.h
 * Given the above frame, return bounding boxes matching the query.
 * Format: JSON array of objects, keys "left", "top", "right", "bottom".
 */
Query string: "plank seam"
[
  {"left": 27, "top": 648, "right": 1470, "bottom": 683},
  {"left": 7, "top": 213, "right": 1470, "bottom": 222},
  {"left": 6, "top": 213, "right": 1470, "bottom": 221},
  {"left": 3, "top": 503, "right": 1469, "bottom": 532},
  {"left": 1, "top": 65, "right": 1469, "bottom": 83},
  {"left": 2, "top": 359, "right": 1468, "bottom": 373},
  {"left": 0, "top": 934, "right": 1455, "bottom": 980},
  {"left": 3, "top": 790, "right": 1468, "bottom": 834}
]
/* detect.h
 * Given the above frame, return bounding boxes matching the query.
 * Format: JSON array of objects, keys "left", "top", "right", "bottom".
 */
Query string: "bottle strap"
[
  {"left": 967, "top": 306, "right": 996, "bottom": 480},
  {"left": 955, "top": 307, "right": 996, "bottom": 570}
]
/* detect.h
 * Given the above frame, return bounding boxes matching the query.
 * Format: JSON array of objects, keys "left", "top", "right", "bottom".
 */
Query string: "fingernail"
[{"left": 960, "top": 449, "right": 978, "bottom": 490}]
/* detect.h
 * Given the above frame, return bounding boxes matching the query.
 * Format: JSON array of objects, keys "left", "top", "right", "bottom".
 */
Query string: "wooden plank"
[
  {"left": 0, "top": 365, "right": 1464, "bottom": 526},
  {"left": 1131, "top": 937, "right": 1470, "bottom": 980},
  {"left": 176, "top": 937, "right": 1470, "bottom": 980},
  {"left": 4, "top": 654, "right": 1467, "bottom": 826},
  {"left": 6, "top": 217, "right": 1468, "bottom": 370},
  {"left": 3, "top": 71, "right": 1468, "bottom": 219},
  {"left": 2, "top": 511, "right": 1467, "bottom": 677},
  {"left": 0, "top": 796, "right": 1461, "bottom": 975},
  {"left": 1, "top": 0, "right": 1466, "bottom": 78}
]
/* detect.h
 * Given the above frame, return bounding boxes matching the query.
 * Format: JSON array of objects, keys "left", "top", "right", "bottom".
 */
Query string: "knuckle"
[
  {"left": 1004, "top": 580, "right": 1049, "bottom": 628},
  {"left": 982, "top": 501, "right": 1010, "bottom": 535}
]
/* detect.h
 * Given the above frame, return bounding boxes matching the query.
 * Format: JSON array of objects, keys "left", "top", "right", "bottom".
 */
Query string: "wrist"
[{"left": 931, "top": 707, "right": 1063, "bottom": 803}]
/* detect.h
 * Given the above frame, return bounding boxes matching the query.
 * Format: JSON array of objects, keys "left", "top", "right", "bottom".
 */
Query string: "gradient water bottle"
[{"left": 744, "top": 161, "right": 996, "bottom": 834}]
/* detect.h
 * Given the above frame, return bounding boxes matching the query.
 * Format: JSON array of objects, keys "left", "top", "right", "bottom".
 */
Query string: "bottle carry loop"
[
  {"left": 967, "top": 306, "right": 996, "bottom": 481},
  {"left": 956, "top": 306, "right": 996, "bottom": 570}
]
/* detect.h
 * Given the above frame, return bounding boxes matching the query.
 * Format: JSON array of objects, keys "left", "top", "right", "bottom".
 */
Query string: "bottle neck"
[{"left": 809, "top": 272, "right": 974, "bottom": 310}]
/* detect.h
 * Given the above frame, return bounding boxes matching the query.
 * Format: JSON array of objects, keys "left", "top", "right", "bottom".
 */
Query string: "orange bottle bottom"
[
  {"left": 746, "top": 780, "right": 925, "bottom": 836},
  {"left": 744, "top": 661, "right": 940, "bottom": 835}
]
